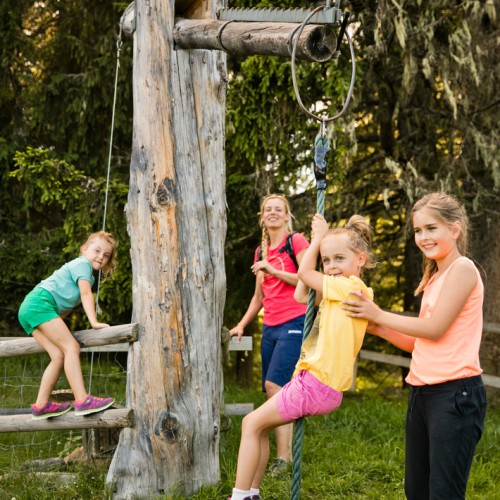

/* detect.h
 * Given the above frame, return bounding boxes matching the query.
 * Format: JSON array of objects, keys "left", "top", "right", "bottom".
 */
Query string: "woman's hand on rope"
[
  {"left": 342, "top": 290, "right": 382, "bottom": 322},
  {"left": 311, "top": 213, "right": 329, "bottom": 242}
]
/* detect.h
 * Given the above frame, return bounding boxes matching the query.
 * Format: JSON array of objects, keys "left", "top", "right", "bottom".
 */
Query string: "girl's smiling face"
[
  {"left": 413, "top": 207, "right": 461, "bottom": 261},
  {"left": 320, "top": 233, "right": 366, "bottom": 278},
  {"left": 82, "top": 238, "right": 113, "bottom": 271}
]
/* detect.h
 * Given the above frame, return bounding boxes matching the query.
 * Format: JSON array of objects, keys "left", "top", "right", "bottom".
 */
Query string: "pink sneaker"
[
  {"left": 31, "top": 401, "right": 72, "bottom": 420},
  {"left": 74, "top": 394, "right": 114, "bottom": 416}
]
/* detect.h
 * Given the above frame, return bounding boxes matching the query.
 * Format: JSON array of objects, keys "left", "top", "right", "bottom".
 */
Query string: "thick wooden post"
[{"left": 107, "top": 0, "right": 227, "bottom": 496}]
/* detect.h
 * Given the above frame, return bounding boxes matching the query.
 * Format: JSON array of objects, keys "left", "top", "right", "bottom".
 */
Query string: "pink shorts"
[{"left": 275, "top": 370, "right": 343, "bottom": 421}]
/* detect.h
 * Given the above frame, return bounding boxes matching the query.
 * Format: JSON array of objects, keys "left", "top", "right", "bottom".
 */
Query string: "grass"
[{"left": 0, "top": 358, "right": 499, "bottom": 499}]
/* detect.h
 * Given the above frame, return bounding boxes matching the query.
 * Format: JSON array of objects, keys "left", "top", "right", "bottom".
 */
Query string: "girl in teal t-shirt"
[{"left": 18, "top": 231, "right": 117, "bottom": 419}]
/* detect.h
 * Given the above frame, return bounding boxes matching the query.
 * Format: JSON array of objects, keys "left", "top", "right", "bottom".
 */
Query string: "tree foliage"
[
  {"left": 224, "top": 0, "right": 499, "bottom": 331},
  {"left": 0, "top": 1, "right": 133, "bottom": 334}
]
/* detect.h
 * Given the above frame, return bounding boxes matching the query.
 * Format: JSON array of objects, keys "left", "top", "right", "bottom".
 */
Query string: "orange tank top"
[{"left": 406, "top": 256, "right": 484, "bottom": 386}]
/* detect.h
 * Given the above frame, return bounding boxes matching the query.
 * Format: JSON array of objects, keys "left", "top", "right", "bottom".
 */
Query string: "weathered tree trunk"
[{"left": 107, "top": 0, "right": 227, "bottom": 496}]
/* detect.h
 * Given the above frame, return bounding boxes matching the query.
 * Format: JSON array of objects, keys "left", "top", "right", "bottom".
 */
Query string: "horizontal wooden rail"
[
  {"left": 0, "top": 324, "right": 138, "bottom": 358},
  {"left": 0, "top": 408, "right": 134, "bottom": 433},
  {"left": 359, "top": 349, "right": 410, "bottom": 368},
  {"left": 228, "top": 336, "right": 253, "bottom": 351},
  {"left": 0, "top": 327, "right": 252, "bottom": 354},
  {"left": 173, "top": 19, "right": 336, "bottom": 62},
  {"left": 224, "top": 403, "right": 254, "bottom": 416}
]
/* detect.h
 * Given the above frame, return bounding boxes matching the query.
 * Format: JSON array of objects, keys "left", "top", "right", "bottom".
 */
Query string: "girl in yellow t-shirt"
[{"left": 229, "top": 213, "right": 375, "bottom": 500}]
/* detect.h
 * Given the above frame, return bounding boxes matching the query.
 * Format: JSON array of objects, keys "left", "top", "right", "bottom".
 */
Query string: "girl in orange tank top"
[{"left": 342, "top": 192, "right": 486, "bottom": 500}]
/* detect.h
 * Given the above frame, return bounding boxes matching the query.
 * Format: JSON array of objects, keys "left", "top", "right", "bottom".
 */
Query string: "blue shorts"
[
  {"left": 18, "top": 288, "right": 59, "bottom": 335},
  {"left": 261, "top": 315, "right": 304, "bottom": 392}
]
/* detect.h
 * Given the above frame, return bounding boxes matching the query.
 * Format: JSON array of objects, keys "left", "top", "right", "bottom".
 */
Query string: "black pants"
[{"left": 405, "top": 376, "right": 487, "bottom": 500}]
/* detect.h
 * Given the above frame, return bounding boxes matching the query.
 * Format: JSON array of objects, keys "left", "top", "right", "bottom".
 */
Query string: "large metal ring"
[{"left": 290, "top": 6, "right": 356, "bottom": 123}]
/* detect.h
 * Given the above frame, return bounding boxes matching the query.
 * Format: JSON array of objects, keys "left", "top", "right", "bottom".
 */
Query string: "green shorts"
[{"left": 18, "top": 288, "right": 59, "bottom": 335}]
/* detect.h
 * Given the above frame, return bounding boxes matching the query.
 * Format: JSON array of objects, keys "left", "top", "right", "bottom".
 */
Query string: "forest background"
[{"left": 0, "top": 0, "right": 499, "bottom": 384}]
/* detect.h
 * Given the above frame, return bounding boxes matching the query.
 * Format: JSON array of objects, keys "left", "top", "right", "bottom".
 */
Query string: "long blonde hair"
[
  {"left": 327, "top": 214, "right": 376, "bottom": 276},
  {"left": 258, "top": 194, "right": 294, "bottom": 260},
  {"left": 80, "top": 231, "right": 117, "bottom": 279},
  {"left": 412, "top": 192, "right": 469, "bottom": 295}
]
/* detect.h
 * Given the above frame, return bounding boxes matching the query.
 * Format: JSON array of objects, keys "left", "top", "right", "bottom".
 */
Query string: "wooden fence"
[
  {"left": 356, "top": 320, "right": 500, "bottom": 389},
  {"left": 0, "top": 319, "right": 498, "bottom": 434},
  {"left": 0, "top": 325, "right": 255, "bottom": 433}
]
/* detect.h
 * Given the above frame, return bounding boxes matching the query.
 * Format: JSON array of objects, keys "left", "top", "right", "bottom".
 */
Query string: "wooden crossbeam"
[
  {"left": 174, "top": 19, "right": 336, "bottom": 62},
  {"left": 0, "top": 329, "right": 252, "bottom": 354},
  {"left": 224, "top": 403, "right": 254, "bottom": 416},
  {"left": 0, "top": 324, "right": 138, "bottom": 358}
]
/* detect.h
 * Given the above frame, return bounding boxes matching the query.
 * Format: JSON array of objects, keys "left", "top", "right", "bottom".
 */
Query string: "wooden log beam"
[
  {"left": 0, "top": 323, "right": 138, "bottom": 358},
  {"left": 0, "top": 408, "right": 133, "bottom": 433},
  {"left": 174, "top": 19, "right": 336, "bottom": 62}
]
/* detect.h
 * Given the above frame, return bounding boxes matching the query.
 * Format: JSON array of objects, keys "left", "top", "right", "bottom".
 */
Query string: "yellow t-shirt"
[{"left": 294, "top": 275, "right": 373, "bottom": 392}]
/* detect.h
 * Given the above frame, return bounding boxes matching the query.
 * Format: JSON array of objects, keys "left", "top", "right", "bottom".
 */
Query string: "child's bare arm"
[
  {"left": 294, "top": 279, "right": 322, "bottom": 305},
  {"left": 297, "top": 214, "right": 329, "bottom": 293},
  {"left": 78, "top": 280, "right": 109, "bottom": 329}
]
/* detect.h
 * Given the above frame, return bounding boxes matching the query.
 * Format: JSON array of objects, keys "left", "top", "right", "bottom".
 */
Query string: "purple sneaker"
[
  {"left": 32, "top": 401, "right": 72, "bottom": 420},
  {"left": 74, "top": 394, "right": 115, "bottom": 416}
]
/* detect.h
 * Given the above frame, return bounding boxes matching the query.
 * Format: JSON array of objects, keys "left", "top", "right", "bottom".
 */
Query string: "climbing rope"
[
  {"left": 290, "top": 127, "right": 329, "bottom": 500},
  {"left": 289, "top": 4, "right": 354, "bottom": 498},
  {"left": 89, "top": 24, "right": 123, "bottom": 393}
]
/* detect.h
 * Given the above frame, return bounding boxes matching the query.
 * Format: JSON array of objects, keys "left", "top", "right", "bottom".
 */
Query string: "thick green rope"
[{"left": 290, "top": 131, "right": 329, "bottom": 500}]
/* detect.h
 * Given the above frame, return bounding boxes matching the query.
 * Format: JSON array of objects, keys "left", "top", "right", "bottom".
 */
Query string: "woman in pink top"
[
  {"left": 230, "top": 194, "right": 309, "bottom": 473},
  {"left": 343, "top": 192, "right": 486, "bottom": 500}
]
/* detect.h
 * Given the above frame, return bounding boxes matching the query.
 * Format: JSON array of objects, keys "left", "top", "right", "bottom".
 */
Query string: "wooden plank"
[
  {"left": 224, "top": 403, "right": 254, "bottom": 416},
  {"left": 228, "top": 336, "right": 253, "bottom": 352},
  {"left": 358, "top": 349, "right": 500, "bottom": 389},
  {"left": 484, "top": 322, "right": 500, "bottom": 334},
  {"left": 0, "top": 331, "right": 252, "bottom": 353},
  {"left": 0, "top": 408, "right": 133, "bottom": 433},
  {"left": 82, "top": 344, "right": 129, "bottom": 353},
  {"left": 0, "top": 324, "right": 138, "bottom": 358},
  {"left": 481, "top": 374, "right": 500, "bottom": 389},
  {"left": 359, "top": 349, "right": 411, "bottom": 368}
]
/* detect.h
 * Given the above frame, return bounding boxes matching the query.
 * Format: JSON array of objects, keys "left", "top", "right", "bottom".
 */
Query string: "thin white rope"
[{"left": 89, "top": 25, "right": 123, "bottom": 393}]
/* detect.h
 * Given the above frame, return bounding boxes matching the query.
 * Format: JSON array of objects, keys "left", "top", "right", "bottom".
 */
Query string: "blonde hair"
[
  {"left": 412, "top": 192, "right": 469, "bottom": 295},
  {"left": 258, "top": 194, "right": 294, "bottom": 260},
  {"left": 80, "top": 231, "right": 117, "bottom": 279},
  {"left": 325, "top": 214, "right": 376, "bottom": 276}
]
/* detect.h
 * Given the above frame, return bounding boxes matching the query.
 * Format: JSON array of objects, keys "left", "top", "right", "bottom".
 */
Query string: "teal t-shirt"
[{"left": 36, "top": 256, "right": 94, "bottom": 314}]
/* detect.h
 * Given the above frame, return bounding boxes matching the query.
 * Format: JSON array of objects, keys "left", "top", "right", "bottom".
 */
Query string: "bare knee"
[
  {"left": 242, "top": 412, "right": 260, "bottom": 435},
  {"left": 242, "top": 411, "right": 271, "bottom": 439},
  {"left": 50, "top": 350, "right": 65, "bottom": 369},
  {"left": 65, "top": 339, "right": 81, "bottom": 357}
]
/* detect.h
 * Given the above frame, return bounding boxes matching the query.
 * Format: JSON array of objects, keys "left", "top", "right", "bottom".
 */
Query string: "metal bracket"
[{"left": 217, "top": 7, "right": 342, "bottom": 25}]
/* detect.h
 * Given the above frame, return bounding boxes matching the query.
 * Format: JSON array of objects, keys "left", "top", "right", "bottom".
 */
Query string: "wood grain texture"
[
  {"left": 107, "top": 0, "right": 226, "bottom": 497},
  {"left": 174, "top": 19, "right": 336, "bottom": 62}
]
